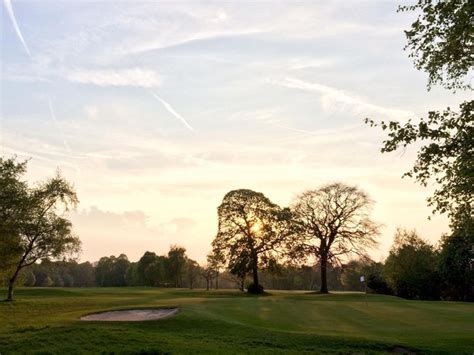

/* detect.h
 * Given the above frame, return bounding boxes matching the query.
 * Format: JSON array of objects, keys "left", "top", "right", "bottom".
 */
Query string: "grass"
[{"left": 0, "top": 288, "right": 473, "bottom": 354}]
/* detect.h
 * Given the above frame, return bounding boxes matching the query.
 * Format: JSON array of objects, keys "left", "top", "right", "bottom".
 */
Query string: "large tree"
[
  {"left": 0, "top": 157, "right": 81, "bottom": 301},
  {"left": 366, "top": 0, "right": 473, "bottom": 228},
  {"left": 212, "top": 189, "right": 292, "bottom": 293},
  {"left": 289, "top": 183, "right": 379, "bottom": 293}
]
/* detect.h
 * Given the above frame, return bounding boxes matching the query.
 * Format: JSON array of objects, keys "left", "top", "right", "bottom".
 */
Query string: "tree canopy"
[
  {"left": 0, "top": 157, "right": 81, "bottom": 301},
  {"left": 212, "top": 189, "right": 293, "bottom": 293},
  {"left": 399, "top": 0, "right": 473, "bottom": 91},
  {"left": 366, "top": 0, "right": 473, "bottom": 229},
  {"left": 289, "top": 183, "right": 379, "bottom": 293}
]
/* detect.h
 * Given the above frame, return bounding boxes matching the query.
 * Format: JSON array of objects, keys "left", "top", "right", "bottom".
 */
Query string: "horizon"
[{"left": 2, "top": 0, "right": 468, "bottom": 265}]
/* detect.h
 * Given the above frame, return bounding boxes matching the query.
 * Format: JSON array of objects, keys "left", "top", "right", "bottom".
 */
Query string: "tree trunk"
[
  {"left": 240, "top": 277, "right": 245, "bottom": 292},
  {"left": 320, "top": 253, "right": 329, "bottom": 294},
  {"left": 206, "top": 277, "right": 209, "bottom": 291},
  {"left": 6, "top": 265, "right": 22, "bottom": 301},
  {"left": 252, "top": 264, "right": 259, "bottom": 287},
  {"left": 215, "top": 272, "right": 219, "bottom": 289}
]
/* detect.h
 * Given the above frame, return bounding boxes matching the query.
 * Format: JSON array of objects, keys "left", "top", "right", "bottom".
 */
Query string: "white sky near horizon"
[{"left": 1, "top": 0, "right": 469, "bottom": 264}]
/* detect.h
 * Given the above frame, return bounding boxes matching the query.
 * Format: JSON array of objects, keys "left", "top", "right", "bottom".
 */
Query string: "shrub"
[{"left": 247, "top": 283, "right": 264, "bottom": 294}]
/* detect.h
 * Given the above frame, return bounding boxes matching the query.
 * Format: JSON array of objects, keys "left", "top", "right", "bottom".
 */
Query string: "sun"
[{"left": 250, "top": 221, "right": 263, "bottom": 235}]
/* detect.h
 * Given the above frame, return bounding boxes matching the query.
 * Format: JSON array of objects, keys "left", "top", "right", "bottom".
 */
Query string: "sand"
[{"left": 80, "top": 308, "right": 179, "bottom": 321}]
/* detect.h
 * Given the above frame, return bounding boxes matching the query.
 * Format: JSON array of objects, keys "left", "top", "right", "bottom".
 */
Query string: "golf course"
[{"left": 1, "top": 288, "right": 473, "bottom": 354}]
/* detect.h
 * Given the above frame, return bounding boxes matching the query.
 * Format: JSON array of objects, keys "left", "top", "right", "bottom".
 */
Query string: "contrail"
[
  {"left": 152, "top": 93, "right": 194, "bottom": 131},
  {"left": 3, "top": 0, "right": 31, "bottom": 57},
  {"left": 48, "top": 97, "right": 72, "bottom": 153}
]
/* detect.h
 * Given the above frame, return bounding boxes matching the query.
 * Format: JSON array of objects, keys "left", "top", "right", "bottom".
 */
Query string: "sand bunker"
[{"left": 80, "top": 308, "right": 179, "bottom": 322}]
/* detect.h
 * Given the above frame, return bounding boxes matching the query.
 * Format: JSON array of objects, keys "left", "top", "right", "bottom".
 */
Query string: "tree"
[
  {"left": 136, "top": 251, "right": 158, "bottom": 286},
  {"left": 438, "top": 230, "right": 474, "bottom": 301},
  {"left": 384, "top": 229, "right": 440, "bottom": 300},
  {"left": 289, "top": 183, "right": 379, "bottom": 293},
  {"left": 167, "top": 245, "right": 187, "bottom": 288},
  {"left": 186, "top": 259, "right": 199, "bottom": 289},
  {"left": 366, "top": 0, "right": 473, "bottom": 228},
  {"left": 365, "top": 102, "right": 473, "bottom": 225},
  {"left": 399, "top": 0, "right": 472, "bottom": 91},
  {"left": 212, "top": 189, "right": 293, "bottom": 293},
  {"left": 207, "top": 249, "right": 225, "bottom": 289},
  {"left": 0, "top": 157, "right": 80, "bottom": 301}
]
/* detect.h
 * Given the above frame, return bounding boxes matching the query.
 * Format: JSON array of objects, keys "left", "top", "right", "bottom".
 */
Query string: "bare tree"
[{"left": 289, "top": 183, "right": 379, "bottom": 293}]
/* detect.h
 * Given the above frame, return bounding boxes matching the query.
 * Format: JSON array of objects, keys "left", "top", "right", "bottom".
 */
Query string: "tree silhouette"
[
  {"left": 212, "top": 189, "right": 292, "bottom": 293},
  {"left": 289, "top": 183, "right": 379, "bottom": 293}
]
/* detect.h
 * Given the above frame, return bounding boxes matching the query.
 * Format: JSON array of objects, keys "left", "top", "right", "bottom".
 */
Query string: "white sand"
[{"left": 80, "top": 308, "right": 179, "bottom": 321}]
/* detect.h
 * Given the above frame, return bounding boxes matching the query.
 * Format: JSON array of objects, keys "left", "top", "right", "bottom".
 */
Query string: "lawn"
[{"left": 0, "top": 288, "right": 473, "bottom": 354}]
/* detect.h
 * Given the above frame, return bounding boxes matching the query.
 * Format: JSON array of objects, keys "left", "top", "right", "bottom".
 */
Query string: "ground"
[{"left": 0, "top": 288, "right": 473, "bottom": 354}]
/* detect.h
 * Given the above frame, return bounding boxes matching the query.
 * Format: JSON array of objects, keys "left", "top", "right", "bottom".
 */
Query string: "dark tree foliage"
[
  {"left": 438, "top": 230, "right": 474, "bottom": 301},
  {"left": 384, "top": 229, "right": 440, "bottom": 300},
  {"left": 95, "top": 254, "right": 130, "bottom": 287},
  {"left": 167, "top": 245, "right": 187, "bottom": 288},
  {"left": 399, "top": 0, "right": 473, "bottom": 91},
  {"left": 367, "top": 0, "right": 473, "bottom": 229},
  {"left": 366, "top": 101, "right": 473, "bottom": 222},
  {"left": 364, "top": 262, "right": 392, "bottom": 295}
]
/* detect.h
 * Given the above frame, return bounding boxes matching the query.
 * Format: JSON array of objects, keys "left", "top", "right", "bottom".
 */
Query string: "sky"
[{"left": 1, "top": 0, "right": 469, "bottom": 264}]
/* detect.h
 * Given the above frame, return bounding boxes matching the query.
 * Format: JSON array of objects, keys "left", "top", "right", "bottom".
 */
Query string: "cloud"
[
  {"left": 71, "top": 206, "right": 199, "bottom": 262},
  {"left": 152, "top": 93, "right": 194, "bottom": 131},
  {"left": 48, "top": 97, "right": 72, "bottom": 153},
  {"left": 64, "top": 68, "right": 161, "bottom": 88},
  {"left": 270, "top": 77, "right": 415, "bottom": 120},
  {"left": 3, "top": 0, "right": 31, "bottom": 57}
]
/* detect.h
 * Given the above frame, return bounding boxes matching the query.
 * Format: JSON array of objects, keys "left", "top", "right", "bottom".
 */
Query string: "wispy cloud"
[
  {"left": 64, "top": 68, "right": 161, "bottom": 88},
  {"left": 152, "top": 93, "right": 194, "bottom": 131},
  {"left": 3, "top": 0, "right": 31, "bottom": 57},
  {"left": 270, "top": 77, "right": 415, "bottom": 120},
  {"left": 48, "top": 97, "right": 72, "bottom": 153}
]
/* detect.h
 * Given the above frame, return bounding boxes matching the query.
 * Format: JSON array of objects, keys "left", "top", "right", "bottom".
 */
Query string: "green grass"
[{"left": 0, "top": 288, "right": 473, "bottom": 354}]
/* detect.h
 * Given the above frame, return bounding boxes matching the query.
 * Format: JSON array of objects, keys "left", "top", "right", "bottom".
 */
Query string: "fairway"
[{"left": 1, "top": 288, "right": 473, "bottom": 354}]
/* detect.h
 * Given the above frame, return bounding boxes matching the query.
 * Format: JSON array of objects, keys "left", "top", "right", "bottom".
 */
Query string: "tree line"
[{"left": 2, "top": 225, "right": 471, "bottom": 301}]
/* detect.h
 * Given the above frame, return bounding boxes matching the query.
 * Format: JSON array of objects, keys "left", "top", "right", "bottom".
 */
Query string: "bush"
[
  {"left": 384, "top": 229, "right": 440, "bottom": 300},
  {"left": 367, "top": 271, "right": 392, "bottom": 295},
  {"left": 247, "top": 283, "right": 264, "bottom": 294}
]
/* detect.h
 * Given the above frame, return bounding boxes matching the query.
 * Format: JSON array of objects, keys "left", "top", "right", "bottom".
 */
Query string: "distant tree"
[
  {"left": 384, "top": 229, "right": 440, "bottom": 300},
  {"left": 22, "top": 269, "right": 36, "bottom": 287},
  {"left": 146, "top": 256, "right": 167, "bottom": 287},
  {"left": 136, "top": 251, "right": 158, "bottom": 286},
  {"left": 95, "top": 254, "right": 130, "bottom": 287},
  {"left": 114, "top": 254, "right": 130, "bottom": 286},
  {"left": 0, "top": 157, "right": 80, "bottom": 301},
  {"left": 212, "top": 189, "right": 293, "bottom": 294},
  {"left": 186, "top": 259, "right": 199, "bottom": 290},
  {"left": 438, "top": 230, "right": 474, "bottom": 301},
  {"left": 167, "top": 245, "right": 187, "bottom": 288},
  {"left": 201, "top": 264, "right": 214, "bottom": 291},
  {"left": 207, "top": 250, "right": 225, "bottom": 289},
  {"left": 289, "top": 183, "right": 379, "bottom": 293},
  {"left": 95, "top": 256, "right": 113, "bottom": 286},
  {"left": 72, "top": 262, "right": 96, "bottom": 287}
]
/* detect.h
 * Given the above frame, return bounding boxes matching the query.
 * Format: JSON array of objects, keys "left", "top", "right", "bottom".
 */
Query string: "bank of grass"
[{"left": 0, "top": 288, "right": 473, "bottom": 354}]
